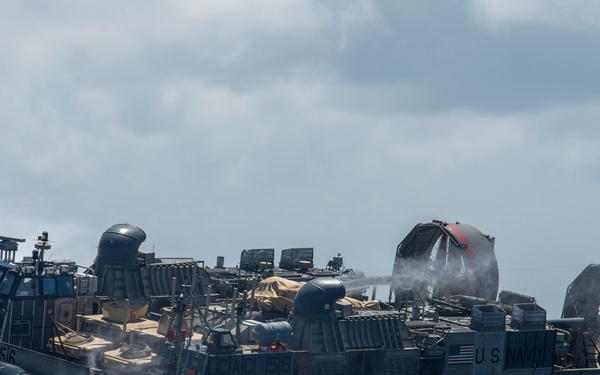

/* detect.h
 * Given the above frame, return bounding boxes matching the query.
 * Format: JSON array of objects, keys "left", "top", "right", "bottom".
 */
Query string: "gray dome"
[
  {"left": 93, "top": 224, "right": 146, "bottom": 267},
  {"left": 291, "top": 278, "right": 345, "bottom": 320}
]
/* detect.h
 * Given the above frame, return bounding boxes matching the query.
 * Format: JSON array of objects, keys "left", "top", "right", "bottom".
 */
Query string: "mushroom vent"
[
  {"left": 291, "top": 278, "right": 345, "bottom": 320},
  {"left": 93, "top": 224, "right": 147, "bottom": 267}
]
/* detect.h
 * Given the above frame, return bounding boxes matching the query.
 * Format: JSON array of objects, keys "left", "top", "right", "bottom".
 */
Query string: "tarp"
[
  {"left": 252, "top": 276, "right": 379, "bottom": 313},
  {"left": 253, "top": 277, "right": 302, "bottom": 313}
]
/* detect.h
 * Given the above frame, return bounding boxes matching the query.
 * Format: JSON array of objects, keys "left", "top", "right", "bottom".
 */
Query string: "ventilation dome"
[
  {"left": 291, "top": 278, "right": 345, "bottom": 320},
  {"left": 93, "top": 224, "right": 146, "bottom": 267}
]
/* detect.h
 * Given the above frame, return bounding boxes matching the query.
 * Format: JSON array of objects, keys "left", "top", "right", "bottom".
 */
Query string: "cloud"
[
  {"left": 2, "top": 1, "right": 600, "bottom": 318},
  {"left": 467, "top": 0, "right": 600, "bottom": 30}
]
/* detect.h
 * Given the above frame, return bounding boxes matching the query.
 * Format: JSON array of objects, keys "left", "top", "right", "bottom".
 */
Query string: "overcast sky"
[{"left": 2, "top": 0, "right": 600, "bottom": 317}]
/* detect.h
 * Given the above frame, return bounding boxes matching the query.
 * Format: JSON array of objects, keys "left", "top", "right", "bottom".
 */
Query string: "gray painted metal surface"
[{"left": 0, "top": 342, "right": 100, "bottom": 375}]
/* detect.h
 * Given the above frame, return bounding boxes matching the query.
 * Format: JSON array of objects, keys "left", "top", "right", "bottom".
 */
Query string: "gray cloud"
[{"left": 1, "top": 1, "right": 600, "bottom": 317}]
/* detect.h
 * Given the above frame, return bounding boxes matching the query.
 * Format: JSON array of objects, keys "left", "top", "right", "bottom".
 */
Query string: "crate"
[
  {"left": 240, "top": 249, "right": 275, "bottom": 272},
  {"left": 75, "top": 273, "right": 98, "bottom": 296},
  {"left": 279, "top": 248, "right": 313, "bottom": 270},
  {"left": 336, "top": 300, "right": 353, "bottom": 317},
  {"left": 510, "top": 303, "right": 546, "bottom": 330},
  {"left": 470, "top": 304, "right": 506, "bottom": 331}
]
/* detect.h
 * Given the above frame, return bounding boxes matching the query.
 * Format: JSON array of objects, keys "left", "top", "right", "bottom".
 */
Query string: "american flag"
[{"left": 448, "top": 344, "right": 474, "bottom": 365}]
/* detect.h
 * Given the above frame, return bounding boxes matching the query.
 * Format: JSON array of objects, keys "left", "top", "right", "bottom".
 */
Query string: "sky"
[{"left": 2, "top": 0, "right": 600, "bottom": 318}]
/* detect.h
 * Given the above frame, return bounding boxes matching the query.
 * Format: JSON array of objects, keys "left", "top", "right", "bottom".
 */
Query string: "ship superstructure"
[
  {"left": 0, "top": 232, "right": 85, "bottom": 354},
  {"left": 0, "top": 220, "right": 598, "bottom": 375}
]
